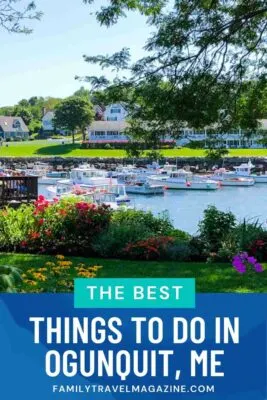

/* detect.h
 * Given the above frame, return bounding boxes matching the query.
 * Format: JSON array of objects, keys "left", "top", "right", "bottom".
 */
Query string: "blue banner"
[{"left": 0, "top": 294, "right": 266, "bottom": 399}]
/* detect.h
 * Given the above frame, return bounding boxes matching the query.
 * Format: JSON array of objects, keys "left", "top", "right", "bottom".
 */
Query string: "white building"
[
  {"left": 176, "top": 119, "right": 267, "bottom": 148},
  {"left": 103, "top": 103, "right": 128, "bottom": 121},
  {"left": 88, "top": 121, "right": 129, "bottom": 142},
  {"left": 42, "top": 111, "right": 55, "bottom": 132}
]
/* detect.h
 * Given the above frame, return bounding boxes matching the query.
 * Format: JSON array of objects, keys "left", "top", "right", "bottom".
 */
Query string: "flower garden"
[{"left": 0, "top": 196, "right": 266, "bottom": 293}]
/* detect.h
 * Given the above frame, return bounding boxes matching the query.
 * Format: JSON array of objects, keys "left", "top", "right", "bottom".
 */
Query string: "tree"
[
  {"left": 73, "top": 86, "right": 90, "bottom": 100},
  {"left": 82, "top": 1, "right": 267, "bottom": 143},
  {"left": 53, "top": 97, "right": 95, "bottom": 143},
  {"left": 0, "top": 1, "right": 42, "bottom": 34},
  {"left": 12, "top": 106, "right": 33, "bottom": 126}
]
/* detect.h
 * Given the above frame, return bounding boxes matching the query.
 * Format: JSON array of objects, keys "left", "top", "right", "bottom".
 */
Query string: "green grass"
[
  {"left": 1, "top": 253, "right": 266, "bottom": 293},
  {"left": 0, "top": 140, "right": 267, "bottom": 157}
]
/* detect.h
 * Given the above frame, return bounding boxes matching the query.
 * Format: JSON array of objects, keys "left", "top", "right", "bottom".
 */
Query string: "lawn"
[
  {"left": 1, "top": 253, "right": 266, "bottom": 293},
  {"left": 0, "top": 140, "right": 267, "bottom": 158}
]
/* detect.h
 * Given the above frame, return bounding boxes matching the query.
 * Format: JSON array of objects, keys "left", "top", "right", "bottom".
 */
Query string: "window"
[
  {"left": 110, "top": 108, "right": 121, "bottom": 114},
  {"left": 13, "top": 120, "right": 21, "bottom": 129},
  {"left": 94, "top": 131, "right": 106, "bottom": 137},
  {"left": 107, "top": 116, "right": 117, "bottom": 121},
  {"left": 107, "top": 131, "right": 119, "bottom": 136}
]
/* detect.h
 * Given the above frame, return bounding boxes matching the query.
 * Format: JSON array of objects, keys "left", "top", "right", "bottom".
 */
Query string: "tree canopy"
[
  {"left": 53, "top": 97, "right": 95, "bottom": 143},
  {"left": 82, "top": 0, "right": 267, "bottom": 146},
  {"left": 0, "top": 0, "right": 42, "bottom": 34}
]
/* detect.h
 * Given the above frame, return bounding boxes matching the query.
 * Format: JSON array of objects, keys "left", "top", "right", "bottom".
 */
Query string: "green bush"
[
  {"left": 112, "top": 209, "right": 175, "bottom": 236},
  {"left": 0, "top": 205, "right": 35, "bottom": 251},
  {"left": 198, "top": 206, "right": 236, "bottom": 253},
  {"left": 165, "top": 240, "right": 192, "bottom": 261},
  {"left": 234, "top": 219, "right": 264, "bottom": 251},
  {"left": 92, "top": 220, "right": 154, "bottom": 258}
]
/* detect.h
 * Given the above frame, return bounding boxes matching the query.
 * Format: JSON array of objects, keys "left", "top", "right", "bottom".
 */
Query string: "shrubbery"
[{"left": 0, "top": 198, "right": 266, "bottom": 264}]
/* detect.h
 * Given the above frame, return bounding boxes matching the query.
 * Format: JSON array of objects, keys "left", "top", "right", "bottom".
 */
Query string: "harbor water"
[{"left": 39, "top": 183, "right": 267, "bottom": 235}]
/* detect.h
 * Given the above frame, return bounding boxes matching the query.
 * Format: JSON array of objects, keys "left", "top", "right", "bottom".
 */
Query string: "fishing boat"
[
  {"left": 38, "top": 171, "right": 70, "bottom": 185},
  {"left": 46, "top": 182, "right": 130, "bottom": 204},
  {"left": 226, "top": 161, "right": 267, "bottom": 183},
  {"left": 66, "top": 167, "right": 118, "bottom": 186},
  {"left": 147, "top": 169, "right": 218, "bottom": 190},
  {"left": 209, "top": 169, "right": 255, "bottom": 186},
  {"left": 125, "top": 181, "right": 165, "bottom": 195}
]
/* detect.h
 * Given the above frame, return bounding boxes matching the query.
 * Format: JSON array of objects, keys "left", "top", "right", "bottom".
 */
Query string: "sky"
[{"left": 0, "top": 0, "right": 151, "bottom": 106}]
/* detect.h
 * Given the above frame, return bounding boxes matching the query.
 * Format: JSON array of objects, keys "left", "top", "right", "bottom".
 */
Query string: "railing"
[{"left": 0, "top": 176, "right": 38, "bottom": 206}]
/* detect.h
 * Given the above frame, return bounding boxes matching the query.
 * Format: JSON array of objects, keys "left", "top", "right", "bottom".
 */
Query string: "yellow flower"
[{"left": 56, "top": 255, "right": 65, "bottom": 260}]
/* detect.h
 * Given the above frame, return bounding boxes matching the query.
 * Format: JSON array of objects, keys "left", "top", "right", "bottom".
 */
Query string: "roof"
[
  {"left": 0, "top": 116, "right": 29, "bottom": 133},
  {"left": 89, "top": 120, "right": 129, "bottom": 131},
  {"left": 42, "top": 111, "right": 55, "bottom": 120}
]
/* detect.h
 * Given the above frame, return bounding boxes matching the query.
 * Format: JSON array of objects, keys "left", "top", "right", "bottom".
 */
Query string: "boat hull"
[
  {"left": 211, "top": 177, "right": 255, "bottom": 186},
  {"left": 148, "top": 177, "right": 217, "bottom": 190},
  {"left": 126, "top": 185, "right": 164, "bottom": 195}
]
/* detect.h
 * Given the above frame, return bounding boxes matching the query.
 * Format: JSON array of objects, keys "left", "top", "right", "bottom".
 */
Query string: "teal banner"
[{"left": 74, "top": 278, "right": 195, "bottom": 308}]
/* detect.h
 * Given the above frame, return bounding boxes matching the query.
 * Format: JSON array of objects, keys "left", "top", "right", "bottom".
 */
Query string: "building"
[
  {"left": 177, "top": 120, "right": 267, "bottom": 148},
  {"left": 0, "top": 116, "right": 29, "bottom": 140},
  {"left": 88, "top": 120, "right": 129, "bottom": 142},
  {"left": 103, "top": 103, "right": 128, "bottom": 121},
  {"left": 42, "top": 110, "right": 55, "bottom": 132}
]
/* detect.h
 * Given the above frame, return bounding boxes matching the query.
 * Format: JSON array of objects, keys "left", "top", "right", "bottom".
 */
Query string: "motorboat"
[
  {"left": 38, "top": 171, "right": 70, "bottom": 185},
  {"left": 125, "top": 181, "right": 165, "bottom": 195},
  {"left": 67, "top": 167, "right": 118, "bottom": 186},
  {"left": 46, "top": 182, "right": 130, "bottom": 204},
  {"left": 209, "top": 168, "right": 255, "bottom": 186},
  {"left": 226, "top": 161, "right": 267, "bottom": 183},
  {"left": 147, "top": 169, "right": 218, "bottom": 190}
]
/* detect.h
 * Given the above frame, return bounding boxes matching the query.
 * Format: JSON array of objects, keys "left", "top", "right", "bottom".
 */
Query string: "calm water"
[{"left": 39, "top": 184, "right": 267, "bottom": 234}]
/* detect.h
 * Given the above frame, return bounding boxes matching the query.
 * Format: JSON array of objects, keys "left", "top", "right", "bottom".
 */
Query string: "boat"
[
  {"left": 147, "top": 169, "right": 218, "bottom": 190},
  {"left": 125, "top": 181, "right": 165, "bottom": 195},
  {"left": 38, "top": 171, "right": 70, "bottom": 185},
  {"left": 46, "top": 182, "right": 130, "bottom": 204},
  {"left": 209, "top": 169, "right": 255, "bottom": 186},
  {"left": 226, "top": 161, "right": 267, "bottom": 183},
  {"left": 66, "top": 167, "right": 118, "bottom": 186}
]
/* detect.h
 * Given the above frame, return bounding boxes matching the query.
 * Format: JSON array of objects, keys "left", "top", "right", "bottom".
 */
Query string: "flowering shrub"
[
  {"left": 21, "top": 195, "right": 111, "bottom": 255},
  {"left": 232, "top": 252, "right": 264, "bottom": 274},
  {"left": 124, "top": 236, "right": 175, "bottom": 260},
  {"left": 20, "top": 255, "right": 103, "bottom": 293},
  {"left": 248, "top": 236, "right": 267, "bottom": 262}
]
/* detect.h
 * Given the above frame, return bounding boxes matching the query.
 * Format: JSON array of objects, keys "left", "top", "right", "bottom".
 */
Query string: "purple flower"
[
  {"left": 254, "top": 263, "right": 264, "bottom": 273},
  {"left": 232, "top": 252, "right": 264, "bottom": 274},
  {"left": 247, "top": 256, "right": 257, "bottom": 264}
]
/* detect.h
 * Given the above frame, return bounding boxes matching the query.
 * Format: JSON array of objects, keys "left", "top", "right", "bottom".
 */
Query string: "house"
[
  {"left": 0, "top": 116, "right": 29, "bottom": 140},
  {"left": 88, "top": 120, "right": 129, "bottom": 142},
  {"left": 42, "top": 111, "right": 55, "bottom": 132},
  {"left": 177, "top": 119, "right": 267, "bottom": 148},
  {"left": 103, "top": 103, "right": 128, "bottom": 121}
]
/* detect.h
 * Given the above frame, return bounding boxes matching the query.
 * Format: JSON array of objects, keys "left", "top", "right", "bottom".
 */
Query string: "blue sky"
[{"left": 0, "top": 0, "right": 151, "bottom": 106}]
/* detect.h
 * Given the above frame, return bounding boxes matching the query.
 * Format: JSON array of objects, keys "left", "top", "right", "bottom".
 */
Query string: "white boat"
[
  {"left": 147, "top": 169, "right": 218, "bottom": 190},
  {"left": 46, "top": 182, "right": 130, "bottom": 204},
  {"left": 209, "top": 169, "right": 255, "bottom": 186},
  {"left": 125, "top": 181, "right": 165, "bottom": 195},
  {"left": 226, "top": 161, "right": 267, "bottom": 183},
  {"left": 38, "top": 171, "right": 69, "bottom": 185},
  {"left": 68, "top": 167, "right": 118, "bottom": 186},
  {"left": 20, "top": 162, "right": 50, "bottom": 178}
]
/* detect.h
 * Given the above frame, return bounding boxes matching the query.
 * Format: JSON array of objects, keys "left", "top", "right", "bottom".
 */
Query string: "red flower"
[
  {"left": 45, "top": 229, "right": 52, "bottom": 237},
  {"left": 38, "top": 218, "right": 44, "bottom": 226},
  {"left": 21, "top": 240, "right": 28, "bottom": 247},
  {"left": 30, "top": 232, "right": 40, "bottom": 240}
]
